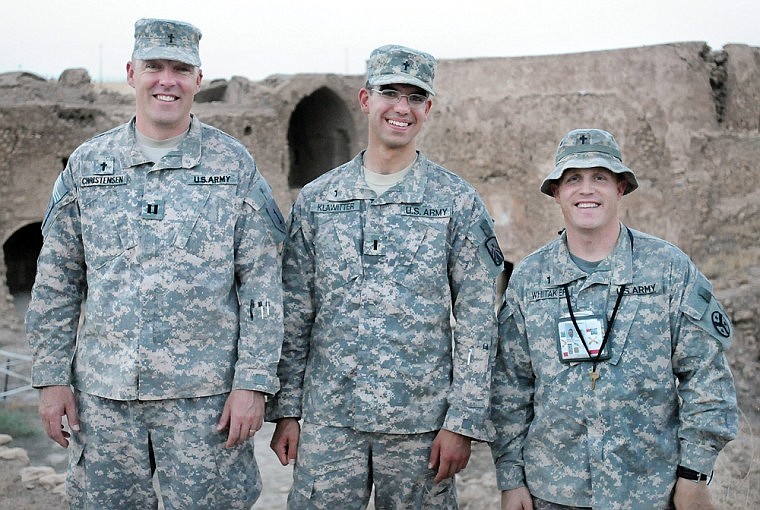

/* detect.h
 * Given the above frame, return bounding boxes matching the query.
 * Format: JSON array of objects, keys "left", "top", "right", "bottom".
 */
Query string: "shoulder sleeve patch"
[
  {"left": 468, "top": 215, "right": 504, "bottom": 276},
  {"left": 681, "top": 272, "right": 732, "bottom": 349}
]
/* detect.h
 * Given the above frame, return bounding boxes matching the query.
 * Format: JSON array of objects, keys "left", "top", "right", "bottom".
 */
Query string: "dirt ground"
[{"left": 1, "top": 324, "right": 757, "bottom": 509}]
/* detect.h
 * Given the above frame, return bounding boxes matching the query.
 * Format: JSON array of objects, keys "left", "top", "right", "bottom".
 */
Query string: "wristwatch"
[{"left": 676, "top": 465, "right": 712, "bottom": 484}]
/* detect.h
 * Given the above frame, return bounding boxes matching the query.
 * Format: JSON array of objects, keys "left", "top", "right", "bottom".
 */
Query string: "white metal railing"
[{"left": 0, "top": 349, "right": 33, "bottom": 399}]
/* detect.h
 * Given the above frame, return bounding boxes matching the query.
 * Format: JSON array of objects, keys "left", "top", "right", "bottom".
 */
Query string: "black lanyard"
[
  {"left": 561, "top": 226, "right": 633, "bottom": 372},
  {"left": 562, "top": 282, "right": 626, "bottom": 372}
]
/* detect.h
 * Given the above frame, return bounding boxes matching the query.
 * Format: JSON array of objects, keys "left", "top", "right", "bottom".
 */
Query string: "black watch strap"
[{"left": 676, "top": 465, "right": 711, "bottom": 484}]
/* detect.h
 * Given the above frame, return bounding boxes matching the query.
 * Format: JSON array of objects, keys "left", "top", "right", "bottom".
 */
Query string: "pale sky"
[{"left": 3, "top": 0, "right": 759, "bottom": 83}]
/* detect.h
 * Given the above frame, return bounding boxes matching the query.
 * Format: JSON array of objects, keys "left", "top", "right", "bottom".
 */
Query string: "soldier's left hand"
[{"left": 673, "top": 477, "right": 715, "bottom": 510}]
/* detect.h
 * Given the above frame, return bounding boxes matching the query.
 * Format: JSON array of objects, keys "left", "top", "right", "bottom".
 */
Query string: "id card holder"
[{"left": 557, "top": 312, "right": 610, "bottom": 362}]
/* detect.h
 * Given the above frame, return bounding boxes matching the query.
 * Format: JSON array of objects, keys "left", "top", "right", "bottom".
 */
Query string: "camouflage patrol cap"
[
  {"left": 132, "top": 18, "right": 202, "bottom": 67},
  {"left": 367, "top": 44, "right": 436, "bottom": 96},
  {"left": 540, "top": 128, "right": 639, "bottom": 196}
]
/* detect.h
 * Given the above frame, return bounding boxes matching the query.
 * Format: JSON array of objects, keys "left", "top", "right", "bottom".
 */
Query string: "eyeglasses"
[{"left": 370, "top": 88, "right": 428, "bottom": 107}]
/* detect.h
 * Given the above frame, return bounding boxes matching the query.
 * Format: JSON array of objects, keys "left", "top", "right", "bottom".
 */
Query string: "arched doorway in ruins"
[
  {"left": 287, "top": 87, "right": 355, "bottom": 188},
  {"left": 3, "top": 222, "right": 43, "bottom": 318}
]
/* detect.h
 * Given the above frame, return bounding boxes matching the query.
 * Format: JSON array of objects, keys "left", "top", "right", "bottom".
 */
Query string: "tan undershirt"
[
  {"left": 362, "top": 163, "right": 413, "bottom": 196},
  {"left": 135, "top": 130, "right": 187, "bottom": 163}
]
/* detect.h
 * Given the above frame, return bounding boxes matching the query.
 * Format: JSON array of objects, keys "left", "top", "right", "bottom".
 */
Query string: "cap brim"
[
  {"left": 133, "top": 47, "right": 201, "bottom": 67},
  {"left": 368, "top": 74, "right": 435, "bottom": 96}
]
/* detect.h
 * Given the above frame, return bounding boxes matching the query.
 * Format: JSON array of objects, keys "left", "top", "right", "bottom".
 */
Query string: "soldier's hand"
[
  {"left": 270, "top": 417, "right": 300, "bottom": 466},
  {"left": 39, "top": 385, "right": 79, "bottom": 448},
  {"left": 501, "top": 487, "right": 533, "bottom": 510},
  {"left": 429, "top": 429, "right": 471, "bottom": 483},
  {"left": 217, "top": 389, "right": 264, "bottom": 448},
  {"left": 673, "top": 477, "right": 715, "bottom": 510}
]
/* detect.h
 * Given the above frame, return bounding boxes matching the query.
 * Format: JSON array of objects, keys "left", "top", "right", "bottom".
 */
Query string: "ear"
[
  {"left": 617, "top": 178, "right": 627, "bottom": 197},
  {"left": 195, "top": 68, "right": 203, "bottom": 92},
  {"left": 358, "top": 88, "right": 370, "bottom": 113},
  {"left": 126, "top": 61, "right": 136, "bottom": 88},
  {"left": 551, "top": 182, "right": 561, "bottom": 202},
  {"left": 422, "top": 97, "right": 432, "bottom": 116}
]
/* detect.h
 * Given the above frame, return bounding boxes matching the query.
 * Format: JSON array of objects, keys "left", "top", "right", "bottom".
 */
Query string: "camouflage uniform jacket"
[
  {"left": 267, "top": 152, "right": 502, "bottom": 440},
  {"left": 26, "top": 116, "right": 285, "bottom": 400},
  {"left": 490, "top": 225, "right": 738, "bottom": 508}
]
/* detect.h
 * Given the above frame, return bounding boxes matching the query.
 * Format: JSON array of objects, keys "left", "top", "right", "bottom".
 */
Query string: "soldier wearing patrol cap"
[
  {"left": 267, "top": 44, "right": 504, "bottom": 509},
  {"left": 490, "top": 128, "right": 738, "bottom": 509},
  {"left": 26, "top": 17, "right": 285, "bottom": 508}
]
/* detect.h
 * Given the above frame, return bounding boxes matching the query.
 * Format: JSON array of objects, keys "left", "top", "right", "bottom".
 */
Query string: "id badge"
[{"left": 557, "top": 312, "right": 610, "bottom": 362}]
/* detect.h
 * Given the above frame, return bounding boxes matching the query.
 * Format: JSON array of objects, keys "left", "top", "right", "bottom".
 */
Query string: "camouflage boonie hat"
[
  {"left": 367, "top": 44, "right": 436, "bottom": 96},
  {"left": 133, "top": 18, "right": 202, "bottom": 67},
  {"left": 540, "top": 128, "right": 639, "bottom": 196}
]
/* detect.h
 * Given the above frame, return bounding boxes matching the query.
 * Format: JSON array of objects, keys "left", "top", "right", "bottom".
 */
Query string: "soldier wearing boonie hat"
[
  {"left": 26, "top": 17, "right": 284, "bottom": 509},
  {"left": 540, "top": 128, "right": 638, "bottom": 196},
  {"left": 268, "top": 43, "right": 502, "bottom": 510},
  {"left": 366, "top": 44, "right": 436, "bottom": 96},
  {"left": 132, "top": 18, "right": 202, "bottom": 67},
  {"left": 490, "top": 128, "right": 737, "bottom": 509}
]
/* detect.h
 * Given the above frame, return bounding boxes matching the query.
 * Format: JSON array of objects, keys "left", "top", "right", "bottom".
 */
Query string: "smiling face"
[
  {"left": 127, "top": 58, "right": 202, "bottom": 139},
  {"left": 359, "top": 83, "right": 431, "bottom": 153},
  {"left": 552, "top": 167, "right": 628, "bottom": 236}
]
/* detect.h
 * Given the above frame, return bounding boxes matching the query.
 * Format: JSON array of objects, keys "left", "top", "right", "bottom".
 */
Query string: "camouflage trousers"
[
  {"left": 67, "top": 391, "right": 261, "bottom": 509},
  {"left": 531, "top": 494, "right": 674, "bottom": 509},
  {"left": 532, "top": 497, "right": 591, "bottom": 509},
  {"left": 287, "top": 422, "right": 458, "bottom": 510}
]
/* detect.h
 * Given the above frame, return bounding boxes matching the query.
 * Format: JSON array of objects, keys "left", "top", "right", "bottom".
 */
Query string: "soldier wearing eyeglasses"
[
  {"left": 490, "top": 128, "right": 738, "bottom": 510},
  {"left": 267, "top": 44, "right": 504, "bottom": 509}
]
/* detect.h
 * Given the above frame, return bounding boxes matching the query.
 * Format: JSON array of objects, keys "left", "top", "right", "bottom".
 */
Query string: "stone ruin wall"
[{"left": 1, "top": 42, "right": 757, "bottom": 405}]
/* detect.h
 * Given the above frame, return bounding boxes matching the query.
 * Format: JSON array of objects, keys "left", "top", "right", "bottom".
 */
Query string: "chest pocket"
[
  {"left": 389, "top": 217, "right": 448, "bottom": 295},
  {"left": 588, "top": 285, "right": 674, "bottom": 369},
  {"left": 312, "top": 209, "right": 363, "bottom": 289},
  {"left": 604, "top": 298, "right": 640, "bottom": 366},
  {"left": 79, "top": 185, "right": 137, "bottom": 269},
  {"left": 174, "top": 188, "right": 237, "bottom": 264}
]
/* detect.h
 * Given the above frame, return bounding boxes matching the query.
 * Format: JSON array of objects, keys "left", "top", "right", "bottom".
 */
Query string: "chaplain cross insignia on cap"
[
  {"left": 578, "top": 134, "right": 590, "bottom": 144},
  {"left": 132, "top": 18, "right": 202, "bottom": 67}
]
